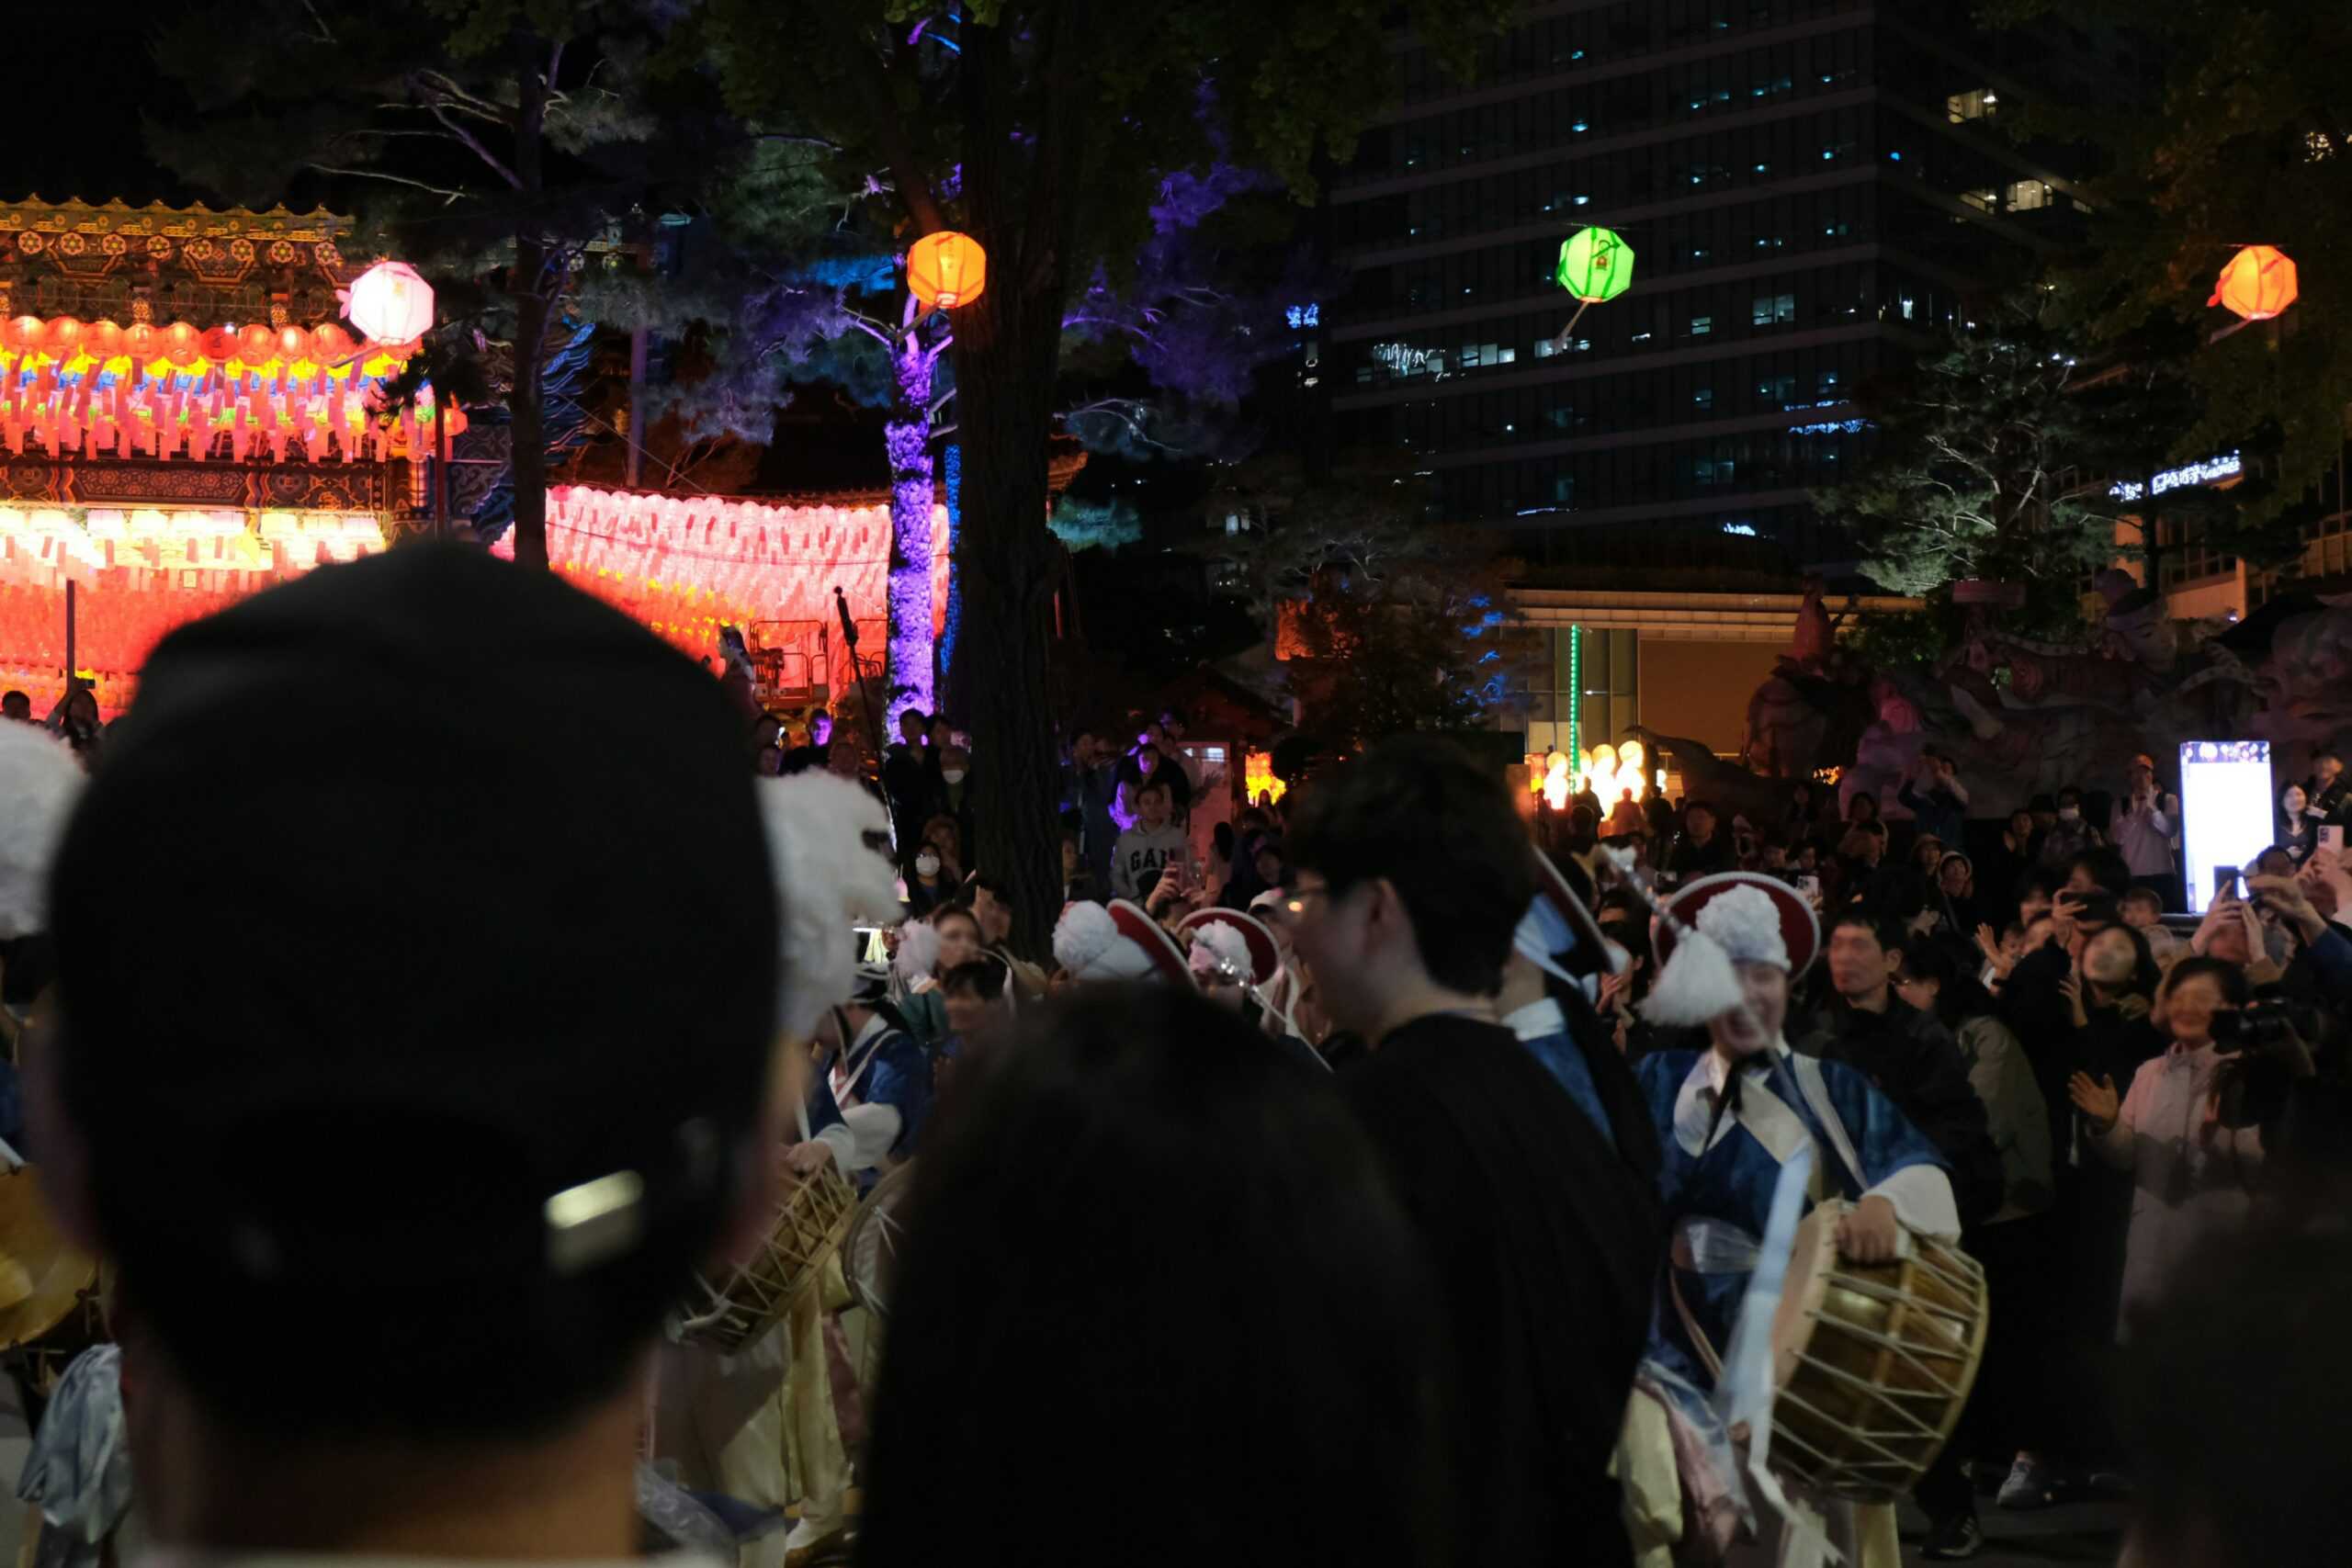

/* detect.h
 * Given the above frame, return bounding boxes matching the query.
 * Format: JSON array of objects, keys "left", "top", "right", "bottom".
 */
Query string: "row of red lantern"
[
  {"left": 0, "top": 316, "right": 413, "bottom": 367},
  {"left": 0, "top": 378, "right": 464, "bottom": 464}
]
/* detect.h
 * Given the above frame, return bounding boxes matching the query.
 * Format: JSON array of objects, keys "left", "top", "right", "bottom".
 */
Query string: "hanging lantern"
[
  {"left": 3, "top": 316, "right": 43, "bottom": 354},
  {"left": 311, "top": 322, "right": 356, "bottom": 361},
  {"left": 41, "top": 317, "right": 86, "bottom": 355},
  {"left": 1555, "top": 226, "right": 1634, "bottom": 303},
  {"left": 906, "top": 231, "right": 988, "bottom": 311},
  {"left": 277, "top": 323, "right": 312, "bottom": 361},
  {"left": 237, "top": 322, "right": 277, "bottom": 361},
  {"left": 164, "top": 321, "right": 202, "bottom": 367},
  {"left": 199, "top": 326, "right": 239, "bottom": 361},
  {"left": 86, "top": 321, "right": 125, "bottom": 357},
  {"left": 124, "top": 322, "right": 161, "bottom": 361},
  {"left": 2209, "top": 244, "right": 2298, "bottom": 321},
  {"left": 344, "top": 260, "right": 435, "bottom": 344}
]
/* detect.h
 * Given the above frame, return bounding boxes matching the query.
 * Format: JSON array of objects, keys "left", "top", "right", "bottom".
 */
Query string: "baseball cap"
[{"left": 47, "top": 546, "right": 779, "bottom": 1438}]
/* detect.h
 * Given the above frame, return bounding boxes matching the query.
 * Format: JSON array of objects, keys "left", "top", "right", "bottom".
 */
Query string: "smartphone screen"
[
  {"left": 2213, "top": 864, "right": 2241, "bottom": 899},
  {"left": 2324, "top": 826, "right": 2346, "bottom": 856}
]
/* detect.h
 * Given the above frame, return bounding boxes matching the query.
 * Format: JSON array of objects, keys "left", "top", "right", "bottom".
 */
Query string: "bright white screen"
[{"left": 2179, "top": 740, "right": 2274, "bottom": 914}]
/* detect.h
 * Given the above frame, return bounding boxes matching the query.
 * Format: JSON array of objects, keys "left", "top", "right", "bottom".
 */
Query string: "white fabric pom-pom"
[
  {"left": 0, "top": 722, "right": 85, "bottom": 941},
  {"left": 757, "top": 773, "right": 900, "bottom": 1042},
  {"left": 1640, "top": 929, "right": 1747, "bottom": 1028},
  {"left": 1693, "top": 882, "right": 1789, "bottom": 969},
  {"left": 894, "top": 919, "right": 942, "bottom": 986},
  {"left": 1187, "top": 920, "right": 1251, "bottom": 980},
  {"left": 1053, "top": 900, "right": 1118, "bottom": 976}
]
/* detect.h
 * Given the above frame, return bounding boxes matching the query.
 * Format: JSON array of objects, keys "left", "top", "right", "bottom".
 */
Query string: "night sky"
[{"left": 16, "top": 7, "right": 199, "bottom": 207}]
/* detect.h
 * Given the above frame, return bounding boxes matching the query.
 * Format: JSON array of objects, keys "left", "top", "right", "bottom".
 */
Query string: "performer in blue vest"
[
  {"left": 790, "top": 947, "right": 934, "bottom": 1195},
  {"left": 1616, "top": 871, "right": 1960, "bottom": 1568}
]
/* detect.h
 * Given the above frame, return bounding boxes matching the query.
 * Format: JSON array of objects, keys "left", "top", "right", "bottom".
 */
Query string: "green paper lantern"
[{"left": 1555, "top": 226, "right": 1634, "bottom": 303}]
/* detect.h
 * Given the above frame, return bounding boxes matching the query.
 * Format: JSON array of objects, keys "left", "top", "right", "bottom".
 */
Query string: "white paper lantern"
[{"left": 345, "top": 261, "right": 435, "bottom": 344}]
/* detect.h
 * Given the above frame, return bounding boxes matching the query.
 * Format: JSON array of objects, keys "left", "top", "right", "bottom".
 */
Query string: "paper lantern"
[
  {"left": 164, "top": 321, "right": 202, "bottom": 367},
  {"left": 86, "top": 321, "right": 124, "bottom": 357},
  {"left": 3, "top": 316, "right": 43, "bottom": 354},
  {"left": 345, "top": 260, "right": 435, "bottom": 344},
  {"left": 311, "top": 322, "right": 356, "bottom": 362},
  {"left": 907, "top": 231, "right": 987, "bottom": 311},
  {"left": 1555, "top": 226, "right": 1634, "bottom": 303},
  {"left": 123, "top": 322, "right": 160, "bottom": 360},
  {"left": 199, "top": 326, "right": 239, "bottom": 361},
  {"left": 2209, "top": 245, "right": 2298, "bottom": 321},
  {"left": 41, "top": 317, "right": 86, "bottom": 355},
  {"left": 236, "top": 322, "right": 276, "bottom": 361},
  {"left": 277, "top": 324, "right": 312, "bottom": 360}
]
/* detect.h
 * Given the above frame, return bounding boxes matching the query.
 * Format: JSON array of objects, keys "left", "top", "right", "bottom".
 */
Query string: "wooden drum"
[
  {"left": 1766, "top": 1199, "right": 1989, "bottom": 1502},
  {"left": 678, "top": 1162, "right": 858, "bottom": 1352}
]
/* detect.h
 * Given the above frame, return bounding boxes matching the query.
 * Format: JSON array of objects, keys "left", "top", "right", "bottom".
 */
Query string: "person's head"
[
  {"left": 2017, "top": 869, "right": 2059, "bottom": 926},
  {"left": 969, "top": 876, "right": 1014, "bottom": 945},
  {"left": 1237, "top": 806, "right": 1271, "bottom": 836},
  {"left": 933, "top": 905, "right": 984, "bottom": 972},
  {"left": 1999, "top": 920, "right": 2026, "bottom": 961},
  {"left": 2157, "top": 954, "right": 2248, "bottom": 1047},
  {"left": 827, "top": 736, "right": 862, "bottom": 778},
  {"left": 857, "top": 986, "right": 1445, "bottom": 1568},
  {"left": 1758, "top": 838, "right": 1790, "bottom": 872},
  {"left": 0, "top": 690, "right": 28, "bottom": 723},
  {"left": 939, "top": 744, "right": 970, "bottom": 786},
  {"left": 2317, "top": 748, "right": 2344, "bottom": 784},
  {"left": 2116, "top": 1215, "right": 2352, "bottom": 1568},
  {"left": 809, "top": 709, "right": 833, "bottom": 744},
  {"left": 1938, "top": 852, "right": 1973, "bottom": 897},
  {"left": 2254, "top": 845, "right": 2296, "bottom": 881},
  {"left": 913, "top": 842, "right": 945, "bottom": 882},
  {"left": 939, "top": 958, "right": 1008, "bottom": 1039},
  {"left": 2127, "top": 756, "right": 2154, "bottom": 792},
  {"left": 2283, "top": 783, "right": 2308, "bottom": 818},
  {"left": 2201, "top": 902, "right": 2255, "bottom": 967},
  {"left": 1684, "top": 801, "right": 1717, "bottom": 842},
  {"left": 1285, "top": 737, "right": 1535, "bottom": 1037},
  {"left": 1213, "top": 820, "right": 1236, "bottom": 862},
  {"left": 1846, "top": 791, "right": 1878, "bottom": 823},
  {"left": 1794, "top": 839, "right": 1818, "bottom": 873},
  {"left": 1253, "top": 838, "right": 1285, "bottom": 886},
  {"left": 1893, "top": 937, "right": 1984, "bottom": 1028},
  {"left": 2057, "top": 784, "right": 2084, "bottom": 822},
  {"left": 1825, "top": 910, "right": 1902, "bottom": 1006},
  {"left": 922, "top": 814, "right": 963, "bottom": 866},
  {"left": 2007, "top": 807, "right": 2033, "bottom": 842},
  {"left": 1912, "top": 834, "right": 1945, "bottom": 874},
  {"left": 41, "top": 548, "right": 785, "bottom": 1458},
  {"left": 1136, "top": 778, "right": 1171, "bottom": 829},
  {"left": 1060, "top": 826, "right": 1081, "bottom": 879},
  {"left": 2119, "top": 886, "right": 2165, "bottom": 931},
  {"left": 898, "top": 706, "right": 930, "bottom": 746},
  {"left": 2082, "top": 922, "right": 2158, "bottom": 997},
  {"left": 1158, "top": 706, "right": 1186, "bottom": 740}
]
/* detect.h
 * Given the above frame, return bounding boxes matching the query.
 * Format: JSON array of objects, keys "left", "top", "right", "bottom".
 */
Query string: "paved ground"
[{"left": 1896, "top": 1495, "right": 2128, "bottom": 1565}]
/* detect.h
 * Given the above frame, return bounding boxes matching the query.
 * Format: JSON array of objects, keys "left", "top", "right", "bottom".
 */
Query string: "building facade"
[{"left": 1324, "top": 0, "right": 2093, "bottom": 570}]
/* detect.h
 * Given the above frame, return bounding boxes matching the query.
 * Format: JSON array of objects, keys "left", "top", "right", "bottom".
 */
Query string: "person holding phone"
[
  {"left": 2111, "top": 756, "right": 2181, "bottom": 911},
  {"left": 1112, "top": 779, "right": 1188, "bottom": 903}
]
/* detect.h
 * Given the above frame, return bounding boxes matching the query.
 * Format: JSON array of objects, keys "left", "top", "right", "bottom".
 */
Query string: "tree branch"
[
  {"left": 812, "top": 6, "right": 947, "bottom": 233},
  {"left": 426, "top": 98, "right": 525, "bottom": 190},
  {"left": 305, "top": 164, "right": 470, "bottom": 203}
]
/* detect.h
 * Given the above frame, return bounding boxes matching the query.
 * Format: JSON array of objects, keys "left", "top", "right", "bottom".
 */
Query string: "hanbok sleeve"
[{"left": 1826, "top": 1061, "right": 1961, "bottom": 1241}]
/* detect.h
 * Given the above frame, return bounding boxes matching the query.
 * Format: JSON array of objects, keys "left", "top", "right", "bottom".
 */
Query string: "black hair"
[
  {"left": 940, "top": 959, "right": 1007, "bottom": 1001},
  {"left": 1847, "top": 791, "right": 1878, "bottom": 815},
  {"left": 855, "top": 986, "right": 1448, "bottom": 1568},
  {"left": 2164, "top": 954, "right": 2252, "bottom": 1010},
  {"left": 1827, "top": 907, "right": 1904, "bottom": 955},
  {"left": 1895, "top": 937, "right": 1995, "bottom": 1030},
  {"left": 1058, "top": 822, "right": 1082, "bottom": 849},
  {"left": 2027, "top": 793, "right": 2056, "bottom": 814},
  {"left": 932, "top": 904, "right": 983, "bottom": 942},
  {"left": 967, "top": 874, "right": 1011, "bottom": 906},
  {"left": 2057, "top": 784, "right": 2084, "bottom": 804},
  {"left": 2069, "top": 848, "right": 2134, "bottom": 896},
  {"left": 1213, "top": 820, "right": 1237, "bottom": 860},
  {"left": 1136, "top": 778, "right": 1170, "bottom": 800},
  {"left": 1285, "top": 736, "right": 1536, "bottom": 997},
  {"left": 2119, "top": 1213, "right": 2352, "bottom": 1568},
  {"left": 1, "top": 689, "right": 28, "bottom": 705},
  {"left": 1859, "top": 818, "right": 1888, "bottom": 840}
]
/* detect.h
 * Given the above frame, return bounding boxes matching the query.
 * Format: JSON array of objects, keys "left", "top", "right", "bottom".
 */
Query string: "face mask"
[
  {"left": 943, "top": 768, "right": 967, "bottom": 785},
  {"left": 915, "top": 852, "right": 941, "bottom": 877},
  {"left": 2058, "top": 807, "right": 2079, "bottom": 822}
]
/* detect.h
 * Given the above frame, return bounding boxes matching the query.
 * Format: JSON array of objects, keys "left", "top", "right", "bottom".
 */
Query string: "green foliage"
[
  {"left": 1988, "top": 0, "right": 2352, "bottom": 524},
  {"left": 1048, "top": 495, "right": 1143, "bottom": 552},
  {"left": 1814, "top": 294, "right": 2143, "bottom": 598},
  {"left": 1844, "top": 607, "right": 1953, "bottom": 671}
]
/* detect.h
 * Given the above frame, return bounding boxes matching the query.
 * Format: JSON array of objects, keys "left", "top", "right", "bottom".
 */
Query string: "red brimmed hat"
[
  {"left": 1179, "top": 907, "right": 1280, "bottom": 987},
  {"left": 1053, "top": 898, "right": 1197, "bottom": 989},
  {"left": 1653, "top": 871, "right": 1820, "bottom": 977}
]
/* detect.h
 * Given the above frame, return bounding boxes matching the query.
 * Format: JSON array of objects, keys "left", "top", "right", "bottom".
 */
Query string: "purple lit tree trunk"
[{"left": 884, "top": 305, "right": 945, "bottom": 733}]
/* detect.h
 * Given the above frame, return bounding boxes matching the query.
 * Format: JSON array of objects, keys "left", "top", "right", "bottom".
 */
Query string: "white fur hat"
[
  {"left": 1053, "top": 899, "right": 1193, "bottom": 987},
  {"left": 0, "top": 721, "right": 85, "bottom": 941},
  {"left": 757, "top": 772, "right": 904, "bottom": 1040}
]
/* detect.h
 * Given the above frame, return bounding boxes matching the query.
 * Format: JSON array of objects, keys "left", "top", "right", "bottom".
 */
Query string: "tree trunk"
[
  {"left": 941, "top": 441, "right": 966, "bottom": 713},
  {"left": 884, "top": 328, "right": 937, "bottom": 732},
  {"left": 508, "top": 31, "right": 551, "bottom": 570}
]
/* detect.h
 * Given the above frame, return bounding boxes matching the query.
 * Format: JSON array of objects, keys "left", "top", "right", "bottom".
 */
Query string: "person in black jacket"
[
  {"left": 1790, "top": 908, "right": 2005, "bottom": 1226},
  {"left": 1661, "top": 798, "right": 1733, "bottom": 886},
  {"left": 1288, "top": 737, "right": 1662, "bottom": 1568}
]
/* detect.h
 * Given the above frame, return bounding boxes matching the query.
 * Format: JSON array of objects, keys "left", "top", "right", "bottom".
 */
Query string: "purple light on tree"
[{"left": 884, "top": 300, "right": 949, "bottom": 734}]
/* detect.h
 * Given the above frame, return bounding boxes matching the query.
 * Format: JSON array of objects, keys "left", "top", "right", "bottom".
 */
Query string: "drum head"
[
  {"left": 1769, "top": 1198, "right": 1843, "bottom": 1390},
  {"left": 0, "top": 1166, "right": 98, "bottom": 1350},
  {"left": 842, "top": 1160, "right": 918, "bottom": 1320}
]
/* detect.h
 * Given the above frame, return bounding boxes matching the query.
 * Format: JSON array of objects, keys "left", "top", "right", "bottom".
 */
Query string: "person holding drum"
[{"left": 1623, "top": 870, "right": 1966, "bottom": 1568}]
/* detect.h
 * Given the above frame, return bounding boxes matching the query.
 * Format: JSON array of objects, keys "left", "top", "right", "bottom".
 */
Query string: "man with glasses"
[{"left": 1286, "top": 736, "right": 1663, "bottom": 1568}]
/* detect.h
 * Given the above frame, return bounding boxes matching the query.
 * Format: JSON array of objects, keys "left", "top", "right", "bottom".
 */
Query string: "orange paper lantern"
[
  {"left": 311, "top": 322, "right": 356, "bottom": 361},
  {"left": 199, "top": 326, "right": 239, "bottom": 361},
  {"left": 277, "top": 323, "right": 312, "bottom": 360},
  {"left": 2209, "top": 244, "right": 2299, "bottom": 321},
  {"left": 123, "top": 322, "right": 161, "bottom": 360},
  {"left": 41, "top": 317, "right": 85, "bottom": 354},
  {"left": 86, "top": 320, "right": 125, "bottom": 356},
  {"left": 164, "top": 321, "right": 202, "bottom": 367},
  {"left": 3, "top": 316, "right": 43, "bottom": 354},
  {"left": 907, "top": 231, "right": 987, "bottom": 311},
  {"left": 236, "top": 322, "right": 276, "bottom": 360}
]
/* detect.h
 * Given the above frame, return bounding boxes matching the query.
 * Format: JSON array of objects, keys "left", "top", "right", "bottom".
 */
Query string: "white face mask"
[
  {"left": 943, "top": 768, "right": 967, "bottom": 785},
  {"left": 2059, "top": 806, "right": 2080, "bottom": 822},
  {"left": 915, "top": 852, "right": 941, "bottom": 877}
]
